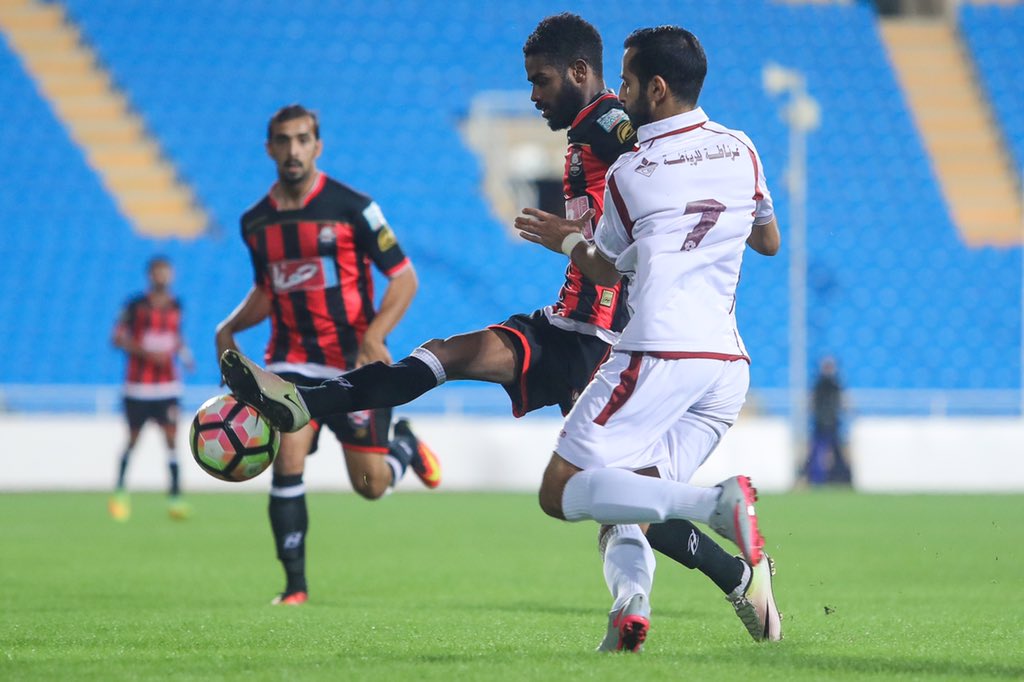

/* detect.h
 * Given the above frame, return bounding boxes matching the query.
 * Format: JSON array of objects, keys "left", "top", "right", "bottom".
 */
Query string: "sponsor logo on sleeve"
[
  {"left": 615, "top": 120, "right": 635, "bottom": 144},
  {"left": 377, "top": 225, "right": 397, "bottom": 251},
  {"left": 599, "top": 290, "right": 615, "bottom": 307},
  {"left": 596, "top": 108, "right": 628, "bottom": 132},
  {"left": 362, "top": 202, "right": 388, "bottom": 231}
]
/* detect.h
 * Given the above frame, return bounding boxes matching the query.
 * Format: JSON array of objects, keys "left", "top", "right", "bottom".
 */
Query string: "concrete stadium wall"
[
  {"left": 851, "top": 417, "right": 1024, "bottom": 492},
  {"left": 0, "top": 415, "right": 1020, "bottom": 493}
]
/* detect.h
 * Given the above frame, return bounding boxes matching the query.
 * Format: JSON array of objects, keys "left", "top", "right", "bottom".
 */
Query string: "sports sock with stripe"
[
  {"left": 646, "top": 519, "right": 745, "bottom": 595},
  {"left": 299, "top": 350, "right": 443, "bottom": 417},
  {"left": 600, "top": 524, "right": 655, "bottom": 613},
  {"left": 269, "top": 473, "right": 308, "bottom": 595}
]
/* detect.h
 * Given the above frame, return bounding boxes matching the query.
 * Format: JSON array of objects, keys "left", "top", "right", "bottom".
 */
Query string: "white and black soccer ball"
[{"left": 190, "top": 394, "right": 280, "bottom": 482}]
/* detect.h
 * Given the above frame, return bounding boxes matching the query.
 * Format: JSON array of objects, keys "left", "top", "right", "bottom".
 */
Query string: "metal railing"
[{"left": 0, "top": 384, "right": 1020, "bottom": 418}]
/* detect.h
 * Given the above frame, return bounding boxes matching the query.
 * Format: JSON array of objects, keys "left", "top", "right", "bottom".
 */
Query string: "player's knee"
[
  {"left": 351, "top": 471, "right": 389, "bottom": 500},
  {"left": 538, "top": 455, "right": 577, "bottom": 520},
  {"left": 537, "top": 481, "right": 564, "bottom": 519}
]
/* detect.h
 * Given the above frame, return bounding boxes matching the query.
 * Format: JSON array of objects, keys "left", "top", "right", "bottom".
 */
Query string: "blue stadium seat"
[{"left": 0, "top": 0, "right": 1018, "bottom": 395}]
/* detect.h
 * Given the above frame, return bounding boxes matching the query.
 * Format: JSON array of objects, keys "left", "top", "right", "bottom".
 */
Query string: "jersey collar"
[
  {"left": 267, "top": 171, "right": 326, "bottom": 210},
  {"left": 570, "top": 90, "right": 618, "bottom": 130},
  {"left": 636, "top": 107, "right": 709, "bottom": 145}
]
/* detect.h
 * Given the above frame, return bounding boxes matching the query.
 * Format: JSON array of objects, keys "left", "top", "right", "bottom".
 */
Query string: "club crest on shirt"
[
  {"left": 318, "top": 224, "right": 336, "bottom": 244},
  {"left": 569, "top": 149, "right": 583, "bottom": 176},
  {"left": 635, "top": 157, "right": 658, "bottom": 177}
]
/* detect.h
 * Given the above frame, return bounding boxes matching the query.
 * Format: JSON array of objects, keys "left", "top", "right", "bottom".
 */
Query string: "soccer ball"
[{"left": 190, "top": 394, "right": 280, "bottom": 482}]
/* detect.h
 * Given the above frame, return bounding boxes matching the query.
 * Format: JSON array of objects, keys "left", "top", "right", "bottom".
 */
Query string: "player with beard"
[
  {"left": 516, "top": 25, "right": 783, "bottom": 651},
  {"left": 215, "top": 104, "right": 441, "bottom": 606},
  {"left": 220, "top": 16, "right": 780, "bottom": 643}
]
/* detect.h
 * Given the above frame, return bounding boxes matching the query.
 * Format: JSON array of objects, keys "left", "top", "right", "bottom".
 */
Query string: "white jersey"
[{"left": 594, "top": 107, "right": 773, "bottom": 357}]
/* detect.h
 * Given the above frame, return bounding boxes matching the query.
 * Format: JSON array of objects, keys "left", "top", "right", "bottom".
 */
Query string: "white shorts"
[{"left": 556, "top": 351, "right": 749, "bottom": 482}]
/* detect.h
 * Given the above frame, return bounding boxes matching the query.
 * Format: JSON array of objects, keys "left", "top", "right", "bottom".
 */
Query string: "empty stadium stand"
[{"left": 0, "top": 0, "right": 1019, "bottom": 410}]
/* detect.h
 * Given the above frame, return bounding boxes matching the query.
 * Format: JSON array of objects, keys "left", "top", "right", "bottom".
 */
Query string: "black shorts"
[
  {"left": 489, "top": 310, "right": 612, "bottom": 417},
  {"left": 277, "top": 372, "right": 392, "bottom": 455},
  {"left": 124, "top": 397, "right": 179, "bottom": 431}
]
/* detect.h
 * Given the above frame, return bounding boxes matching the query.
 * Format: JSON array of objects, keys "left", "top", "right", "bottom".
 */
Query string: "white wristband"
[{"left": 560, "top": 232, "right": 586, "bottom": 257}]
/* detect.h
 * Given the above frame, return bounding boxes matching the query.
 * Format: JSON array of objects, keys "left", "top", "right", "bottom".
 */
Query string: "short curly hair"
[{"left": 523, "top": 13, "right": 603, "bottom": 78}]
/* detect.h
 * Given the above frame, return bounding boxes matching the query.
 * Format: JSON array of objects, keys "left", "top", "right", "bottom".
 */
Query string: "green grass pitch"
[{"left": 2, "top": 490, "right": 1022, "bottom": 680}]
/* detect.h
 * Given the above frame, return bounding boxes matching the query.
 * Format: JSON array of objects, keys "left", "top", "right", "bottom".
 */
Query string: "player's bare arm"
[
  {"left": 214, "top": 285, "right": 272, "bottom": 359},
  {"left": 356, "top": 265, "right": 418, "bottom": 367},
  {"left": 746, "top": 216, "right": 781, "bottom": 256},
  {"left": 516, "top": 207, "right": 621, "bottom": 286}
]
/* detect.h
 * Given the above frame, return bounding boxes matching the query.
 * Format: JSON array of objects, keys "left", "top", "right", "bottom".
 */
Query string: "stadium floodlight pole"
[{"left": 763, "top": 63, "right": 820, "bottom": 474}]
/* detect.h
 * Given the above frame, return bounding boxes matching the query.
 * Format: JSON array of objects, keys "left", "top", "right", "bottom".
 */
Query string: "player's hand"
[
  {"left": 515, "top": 208, "right": 595, "bottom": 254},
  {"left": 356, "top": 335, "right": 391, "bottom": 367}
]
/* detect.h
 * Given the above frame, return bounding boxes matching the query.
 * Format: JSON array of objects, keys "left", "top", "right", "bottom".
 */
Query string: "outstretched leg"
[
  {"left": 220, "top": 330, "right": 516, "bottom": 430},
  {"left": 297, "top": 329, "right": 519, "bottom": 416}
]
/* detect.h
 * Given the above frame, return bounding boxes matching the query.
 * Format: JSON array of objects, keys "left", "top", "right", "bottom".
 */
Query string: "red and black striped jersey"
[
  {"left": 241, "top": 172, "right": 410, "bottom": 373},
  {"left": 114, "top": 294, "right": 184, "bottom": 398},
  {"left": 554, "top": 92, "right": 636, "bottom": 334}
]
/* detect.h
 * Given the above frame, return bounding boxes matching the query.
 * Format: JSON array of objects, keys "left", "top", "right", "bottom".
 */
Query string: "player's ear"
[
  {"left": 649, "top": 75, "right": 669, "bottom": 106},
  {"left": 314, "top": 138, "right": 323, "bottom": 159},
  {"left": 570, "top": 58, "right": 588, "bottom": 85}
]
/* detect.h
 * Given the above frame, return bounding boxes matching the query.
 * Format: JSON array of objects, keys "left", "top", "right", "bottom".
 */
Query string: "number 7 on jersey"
[{"left": 682, "top": 199, "right": 725, "bottom": 251}]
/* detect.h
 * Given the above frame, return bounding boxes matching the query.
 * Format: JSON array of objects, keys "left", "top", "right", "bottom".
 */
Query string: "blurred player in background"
[
  {"left": 516, "top": 25, "right": 782, "bottom": 651},
  {"left": 109, "top": 255, "right": 194, "bottom": 521},
  {"left": 215, "top": 104, "right": 440, "bottom": 606},
  {"left": 221, "top": 16, "right": 779, "bottom": 642}
]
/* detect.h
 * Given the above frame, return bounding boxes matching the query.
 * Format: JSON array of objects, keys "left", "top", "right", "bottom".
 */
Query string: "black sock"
[
  {"left": 646, "top": 519, "right": 746, "bottom": 595},
  {"left": 168, "top": 460, "right": 180, "bottom": 496},
  {"left": 116, "top": 448, "right": 131, "bottom": 490},
  {"left": 268, "top": 473, "right": 308, "bottom": 594},
  {"left": 300, "top": 356, "right": 439, "bottom": 417}
]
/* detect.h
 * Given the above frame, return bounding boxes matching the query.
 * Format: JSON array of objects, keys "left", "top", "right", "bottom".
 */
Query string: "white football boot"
[
  {"left": 708, "top": 475, "right": 765, "bottom": 566},
  {"left": 220, "top": 350, "right": 311, "bottom": 432},
  {"left": 728, "top": 554, "right": 783, "bottom": 642},
  {"left": 596, "top": 593, "right": 650, "bottom": 653}
]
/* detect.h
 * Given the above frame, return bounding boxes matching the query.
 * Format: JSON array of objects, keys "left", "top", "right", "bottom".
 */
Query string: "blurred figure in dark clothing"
[{"left": 806, "top": 357, "right": 851, "bottom": 485}]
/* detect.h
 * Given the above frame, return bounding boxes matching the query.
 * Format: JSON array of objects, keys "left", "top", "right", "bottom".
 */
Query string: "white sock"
[
  {"left": 562, "top": 468, "right": 719, "bottom": 524},
  {"left": 600, "top": 525, "right": 655, "bottom": 613},
  {"left": 385, "top": 454, "right": 406, "bottom": 488},
  {"left": 410, "top": 347, "right": 446, "bottom": 385},
  {"left": 727, "top": 560, "right": 753, "bottom": 600}
]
